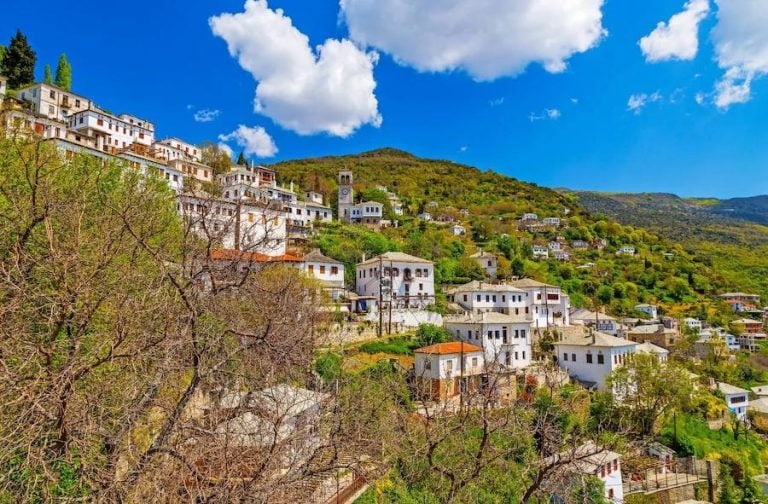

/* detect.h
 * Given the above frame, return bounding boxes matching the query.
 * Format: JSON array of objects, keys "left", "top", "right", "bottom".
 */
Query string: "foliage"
[
  {"left": 43, "top": 63, "right": 52, "bottom": 84},
  {"left": 1, "top": 30, "right": 36, "bottom": 89},
  {"left": 200, "top": 141, "right": 232, "bottom": 175},
  {"left": 315, "top": 352, "right": 343, "bottom": 381},
  {"left": 236, "top": 151, "right": 246, "bottom": 165},
  {"left": 54, "top": 53, "right": 72, "bottom": 91},
  {"left": 358, "top": 336, "right": 420, "bottom": 356},
  {"left": 415, "top": 324, "right": 452, "bottom": 347}
]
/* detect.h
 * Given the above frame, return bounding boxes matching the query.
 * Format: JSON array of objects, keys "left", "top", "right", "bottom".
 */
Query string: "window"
[
  {"left": 463, "top": 295, "right": 468, "bottom": 302},
  {"left": 586, "top": 353, "right": 593, "bottom": 364},
  {"left": 331, "top": 266, "right": 338, "bottom": 275},
  {"left": 471, "top": 357, "right": 478, "bottom": 367},
  {"left": 608, "top": 489, "right": 614, "bottom": 499},
  {"left": 514, "top": 352, "right": 518, "bottom": 360},
  {"left": 308, "top": 265, "right": 314, "bottom": 273},
  {"left": 319, "top": 266, "right": 326, "bottom": 274},
  {"left": 49, "top": 89, "right": 56, "bottom": 99},
  {"left": 75, "top": 99, "right": 81, "bottom": 107},
  {"left": 597, "top": 353, "right": 604, "bottom": 364},
  {"left": 563, "top": 353, "right": 568, "bottom": 361},
  {"left": 424, "top": 360, "right": 431, "bottom": 371},
  {"left": 97, "top": 118, "right": 104, "bottom": 126},
  {"left": 572, "top": 353, "right": 576, "bottom": 362},
  {"left": 446, "top": 360, "right": 454, "bottom": 373},
  {"left": 48, "top": 105, "right": 55, "bottom": 115},
  {"left": 476, "top": 295, "right": 481, "bottom": 302}
]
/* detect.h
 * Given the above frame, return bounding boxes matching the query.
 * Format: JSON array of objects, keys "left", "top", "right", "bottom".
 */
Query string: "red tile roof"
[
  {"left": 414, "top": 342, "right": 483, "bottom": 355},
  {"left": 208, "top": 249, "right": 303, "bottom": 263}
]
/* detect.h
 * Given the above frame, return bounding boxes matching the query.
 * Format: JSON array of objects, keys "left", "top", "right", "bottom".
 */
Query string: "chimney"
[{"left": 362, "top": 253, "right": 366, "bottom": 262}]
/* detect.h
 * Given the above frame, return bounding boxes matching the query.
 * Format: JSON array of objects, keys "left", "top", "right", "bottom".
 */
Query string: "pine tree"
[
  {"left": 1, "top": 30, "right": 36, "bottom": 89},
  {"left": 236, "top": 151, "right": 247, "bottom": 165},
  {"left": 54, "top": 53, "right": 72, "bottom": 91},
  {"left": 43, "top": 64, "right": 52, "bottom": 84},
  {"left": 0, "top": 44, "right": 5, "bottom": 67}
]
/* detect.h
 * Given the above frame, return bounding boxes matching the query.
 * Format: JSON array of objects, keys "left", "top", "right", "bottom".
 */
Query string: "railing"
[{"left": 624, "top": 456, "right": 708, "bottom": 495}]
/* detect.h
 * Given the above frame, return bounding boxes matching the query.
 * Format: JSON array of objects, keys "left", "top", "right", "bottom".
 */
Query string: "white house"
[
  {"left": 450, "top": 224, "right": 466, "bottom": 236},
  {"left": 154, "top": 137, "right": 202, "bottom": 162},
  {"left": 684, "top": 318, "right": 703, "bottom": 333},
  {"left": 445, "top": 312, "right": 532, "bottom": 370},
  {"left": 521, "top": 213, "right": 538, "bottom": 221},
  {"left": 552, "top": 250, "right": 571, "bottom": 262},
  {"left": 18, "top": 82, "right": 91, "bottom": 121},
  {"left": 544, "top": 442, "right": 624, "bottom": 503},
  {"left": 418, "top": 212, "right": 433, "bottom": 221},
  {"left": 571, "top": 240, "right": 588, "bottom": 249},
  {"left": 532, "top": 245, "right": 549, "bottom": 259},
  {"left": 355, "top": 252, "right": 434, "bottom": 310},
  {"left": 413, "top": 342, "right": 485, "bottom": 401},
  {"left": 68, "top": 107, "right": 155, "bottom": 152},
  {"left": 0, "top": 76, "right": 7, "bottom": 98},
  {"left": 618, "top": 246, "right": 636, "bottom": 256},
  {"left": 511, "top": 278, "right": 571, "bottom": 328},
  {"left": 117, "top": 150, "right": 185, "bottom": 193},
  {"left": 470, "top": 250, "right": 498, "bottom": 279},
  {"left": 635, "top": 341, "right": 669, "bottom": 362},
  {"left": 635, "top": 304, "right": 659, "bottom": 319},
  {"left": 350, "top": 201, "right": 384, "bottom": 227},
  {"left": 301, "top": 249, "right": 345, "bottom": 300},
  {"left": 447, "top": 280, "right": 528, "bottom": 316},
  {"left": 570, "top": 309, "right": 618, "bottom": 336},
  {"left": 543, "top": 217, "right": 560, "bottom": 226},
  {"left": 548, "top": 241, "right": 561, "bottom": 251},
  {"left": 178, "top": 192, "right": 287, "bottom": 255},
  {"left": 167, "top": 158, "right": 213, "bottom": 184},
  {"left": 718, "top": 382, "right": 749, "bottom": 421},
  {"left": 554, "top": 331, "right": 637, "bottom": 390}
]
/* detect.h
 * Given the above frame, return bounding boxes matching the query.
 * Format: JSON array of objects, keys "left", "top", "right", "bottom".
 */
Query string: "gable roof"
[
  {"left": 303, "top": 248, "right": 342, "bottom": 265},
  {"left": 509, "top": 278, "right": 557, "bottom": 289},
  {"left": 209, "top": 249, "right": 303, "bottom": 263},
  {"left": 718, "top": 382, "right": 748, "bottom": 395},
  {"left": 414, "top": 342, "right": 483, "bottom": 355},
  {"left": 635, "top": 341, "right": 670, "bottom": 355},
  {"left": 358, "top": 251, "right": 432, "bottom": 266},
  {"left": 570, "top": 309, "right": 616, "bottom": 322},
  {"left": 445, "top": 312, "right": 531, "bottom": 325},
  {"left": 446, "top": 280, "right": 524, "bottom": 295}
]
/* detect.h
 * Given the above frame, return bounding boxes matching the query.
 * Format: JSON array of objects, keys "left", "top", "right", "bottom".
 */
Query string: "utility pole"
[{"left": 388, "top": 259, "right": 393, "bottom": 334}]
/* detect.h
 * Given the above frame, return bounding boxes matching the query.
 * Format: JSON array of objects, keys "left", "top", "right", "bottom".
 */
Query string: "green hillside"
[{"left": 270, "top": 149, "right": 753, "bottom": 321}]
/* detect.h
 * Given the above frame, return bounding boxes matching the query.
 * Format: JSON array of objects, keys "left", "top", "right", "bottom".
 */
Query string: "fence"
[{"left": 624, "top": 456, "right": 709, "bottom": 495}]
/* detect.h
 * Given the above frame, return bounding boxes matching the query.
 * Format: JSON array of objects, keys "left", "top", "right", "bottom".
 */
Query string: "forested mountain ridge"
[{"left": 269, "top": 148, "right": 764, "bottom": 317}]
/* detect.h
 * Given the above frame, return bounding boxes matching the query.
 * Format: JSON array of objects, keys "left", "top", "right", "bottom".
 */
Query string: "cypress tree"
[
  {"left": 236, "top": 151, "right": 247, "bottom": 165},
  {"left": 0, "top": 44, "right": 5, "bottom": 67},
  {"left": 54, "top": 53, "right": 72, "bottom": 91},
  {"left": 43, "top": 63, "right": 52, "bottom": 84},
  {"left": 1, "top": 30, "right": 36, "bottom": 89}
]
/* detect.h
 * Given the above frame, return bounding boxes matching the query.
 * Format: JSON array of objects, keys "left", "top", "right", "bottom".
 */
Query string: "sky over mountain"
[{"left": 3, "top": 0, "right": 768, "bottom": 197}]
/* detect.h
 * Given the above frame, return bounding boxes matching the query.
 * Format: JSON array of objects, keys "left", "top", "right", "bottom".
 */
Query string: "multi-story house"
[
  {"left": 154, "top": 137, "right": 202, "bottom": 162},
  {"left": 68, "top": 107, "right": 155, "bottom": 152},
  {"left": 446, "top": 280, "right": 529, "bottom": 316},
  {"left": 167, "top": 158, "right": 213, "bottom": 184},
  {"left": 618, "top": 246, "right": 636, "bottom": 256},
  {"left": 17, "top": 82, "right": 91, "bottom": 121},
  {"left": 571, "top": 240, "right": 588, "bottom": 249},
  {"left": 445, "top": 312, "right": 532, "bottom": 370},
  {"left": 554, "top": 331, "right": 637, "bottom": 390},
  {"left": 718, "top": 382, "right": 749, "bottom": 421},
  {"left": 450, "top": 224, "right": 466, "bottom": 236},
  {"left": 532, "top": 245, "right": 549, "bottom": 259},
  {"left": 521, "top": 213, "right": 538, "bottom": 221},
  {"left": 544, "top": 442, "right": 624, "bottom": 502},
  {"left": 413, "top": 342, "right": 485, "bottom": 401},
  {"left": 570, "top": 309, "right": 618, "bottom": 336},
  {"left": 542, "top": 217, "right": 560, "bottom": 226},
  {"left": 355, "top": 252, "right": 434, "bottom": 310},
  {"left": 301, "top": 249, "right": 345, "bottom": 300},
  {"left": 178, "top": 193, "right": 287, "bottom": 255},
  {"left": 719, "top": 292, "right": 761, "bottom": 312},
  {"left": 683, "top": 317, "right": 703, "bottom": 333},
  {"left": 510, "top": 278, "right": 571, "bottom": 328},
  {"left": 626, "top": 323, "right": 679, "bottom": 349},
  {"left": 634, "top": 303, "right": 658, "bottom": 319},
  {"left": 470, "top": 250, "right": 498, "bottom": 278},
  {"left": 349, "top": 201, "right": 383, "bottom": 227}
]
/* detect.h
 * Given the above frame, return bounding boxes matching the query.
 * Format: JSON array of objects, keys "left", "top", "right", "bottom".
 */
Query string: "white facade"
[
  {"left": 178, "top": 193, "right": 287, "bottom": 255},
  {"left": 532, "top": 245, "right": 549, "bottom": 259},
  {"left": 511, "top": 279, "right": 571, "bottom": 328},
  {"left": 447, "top": 281, "right": 529, "bottom": 316},
  {"left": 570, "top": 309, "right": 618, "bottom": 336},
  {"left": 684, "top": 318, "right": 703, "bottom": 332},
  {"left": 554, "top": 332, "right": 637, "bottom": 390},
  {"left": 306, "top": 191, "right": 324, "bottom": 205},
  {"left": 167, "top": 158, "right": 213, "bottom": 184},
  {"left": 718, "top": 382, "right": 749, "bottom": 421},
  {"left": 18, "top": 83, "right": 91, "bottom": 121},
  {"left": 450, "top": 224, "right": 466, "bottom": 236},
  {"left": 301, "top": 249, "right": 345, "bottom": 300},
  {"left": 445, "top": 312, "right": 533, "bottom": 370},
  {"left": 635, "top": 304, "right": 658, "bottom": 319},
  {"left": 542, "top": 217, "right": 560, "bottom": 226},
  {"left": 356, "top": 252, "right": 434, "bottom": 309},
  {"left": 68, "top": 108, "right": 155, "bottom": 151},
  {"left": 418, "top": 212, "right": 433, "bottom": 221},
  {"left": 618, "top": 246, "right": 636, "bottom": 256},
  {"left": 521, "top": 213, "right": 538, "bottom": 221},
  {"left": 350, "top": 201, "right": 383, "bottom": 223},
  {"left": 471, "top": 251, "right": 498, "bottom": 278},
  {"left": 117, "top": 151, "right": 185, "bottom": 193},
  {"left": 154, "top": 137, "right": 201, "bottom": 162},
  {"left": 414, "top": 344, "right": 485, "bottom": 380}
]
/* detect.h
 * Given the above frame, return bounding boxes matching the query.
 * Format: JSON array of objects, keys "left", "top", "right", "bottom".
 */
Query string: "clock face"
[{"left": 341, "top": 188, "right": 349, "bottom": 196}]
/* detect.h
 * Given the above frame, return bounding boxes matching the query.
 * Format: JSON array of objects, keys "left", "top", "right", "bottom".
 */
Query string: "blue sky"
[{"left": 3, "top": 0, "right": 768, "bottom": 198}]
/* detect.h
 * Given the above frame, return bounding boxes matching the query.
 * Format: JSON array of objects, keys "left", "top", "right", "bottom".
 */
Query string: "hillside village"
[{"left": 6, "top": 60, "right": 768, "bottom": 503}]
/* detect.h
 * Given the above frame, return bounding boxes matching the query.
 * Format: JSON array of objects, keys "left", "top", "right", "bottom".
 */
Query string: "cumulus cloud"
[
  {"left": 193, "top": 108, "right": 222, "bottom": 122},
  {"left": 210, "top": 0, "right": 381, "bottom": 137},
  {"left": 639, "top": 0, "right": 709, "bottom": 62},
  {"left": 627, "top": 92, "right": 662, "bottom": 114},
  {"left": 529, "top": 108, "right": 562, "bottom": 121},
  {"left": 339, "top": 0, "right": 606, "bottom": 81},
  {"left": 711, "top": 0, "right": 768, "bottom": 109},
  {"left": 218, "top": 125, "right": 278, "bottom": 158}
]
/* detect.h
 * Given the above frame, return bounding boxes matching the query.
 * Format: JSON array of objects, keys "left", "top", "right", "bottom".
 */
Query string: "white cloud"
[
  {"left": 695, "top": 91, "right": 707, "bottom": 105},
  {"left": 193, "top": 108, "right": 222, "bottom": 123},
  {"left": 210, "top": 0, "right": 381, "bottom": 137},
  {"left": 218, "top": 142, "right": 234, "bottom": 158},
  {"left": 711, "top": 0, "right": 768, "bottom": 109},
  {"left": 627, "top": 91, "right": 662, "bottom": 114},
  {"left": 529, "top": 108, "right": 562, "bottom": 121},
  {"left": 459, "top": 146, "right": 468, "bottom": 152},
  {"left": 339, "top": 0, "right": 607, "bottom": 81},
  {"left": 639, "top": 0, "right": 709, "bottom": 62},
  {"left": 489, "top": 97, "right": 505, "bottom": 107},
  {"left": 218, "top": 125, "right": 278, "bottom": 158},
  {"left": 570, "top": 97, "right": 580, "bottom": 104}
]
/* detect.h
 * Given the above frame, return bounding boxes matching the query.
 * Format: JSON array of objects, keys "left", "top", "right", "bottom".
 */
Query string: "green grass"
[{"left": 358, "top": 336, "right": 420, "bottom": 356}]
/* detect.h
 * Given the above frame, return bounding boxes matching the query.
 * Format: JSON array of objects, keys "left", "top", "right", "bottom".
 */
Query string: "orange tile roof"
[
  {"left": 414, "top": 342, "right": 483, "bottom": 355},
  {"left": 208, "top": 249, "right": 303, "bottom": 263}
]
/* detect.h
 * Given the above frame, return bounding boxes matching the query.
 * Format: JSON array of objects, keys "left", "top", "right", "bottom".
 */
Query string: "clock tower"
[{"left": 338, "top": 170, "right": 354, "bottom": 222}]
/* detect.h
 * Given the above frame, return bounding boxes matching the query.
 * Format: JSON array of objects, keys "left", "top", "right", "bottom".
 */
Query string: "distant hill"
[{"left": 569, "top": 191, "right": 768, "bottom": 245}]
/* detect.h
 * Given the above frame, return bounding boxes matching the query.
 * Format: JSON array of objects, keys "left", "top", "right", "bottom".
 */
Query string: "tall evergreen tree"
[
  {"left": 43, "top": 63, "right": 52, "bottom": 84},
  {"left": 1, "top": 30, "right": 36, "bottom": 89},
  {"left": 54, "top": 53, "right": 72, "bottom": 91},
  {"left": 236, "top": 151, "right": 247, "bottom": 165},
  {"left": 0, "top": 44, "right": 5, "bottom": 67}
]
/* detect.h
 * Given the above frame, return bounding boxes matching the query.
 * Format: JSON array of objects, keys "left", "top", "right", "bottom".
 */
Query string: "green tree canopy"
[
  {"left": 43, "top": 63, "right": 52, "bottom": 84},
  {"left": 54, "top": 52, "right": 72, "bottom": 90},
  {"left": 1, "top": 30, "right": 36, "bottom": 89},
  {"left": 236, "top": 151, "right": 247, "bottom": 165}
]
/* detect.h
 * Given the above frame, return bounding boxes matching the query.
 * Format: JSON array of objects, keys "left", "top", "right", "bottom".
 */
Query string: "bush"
[
  {"left": 415, "top": 324, "right": 452, "bottom": 347},
  {"left": 358, "top": 337, "right": 419, "bottom": 355},
  {"left": 314, "top": 353, "right": 343, "bottom": 381}
]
